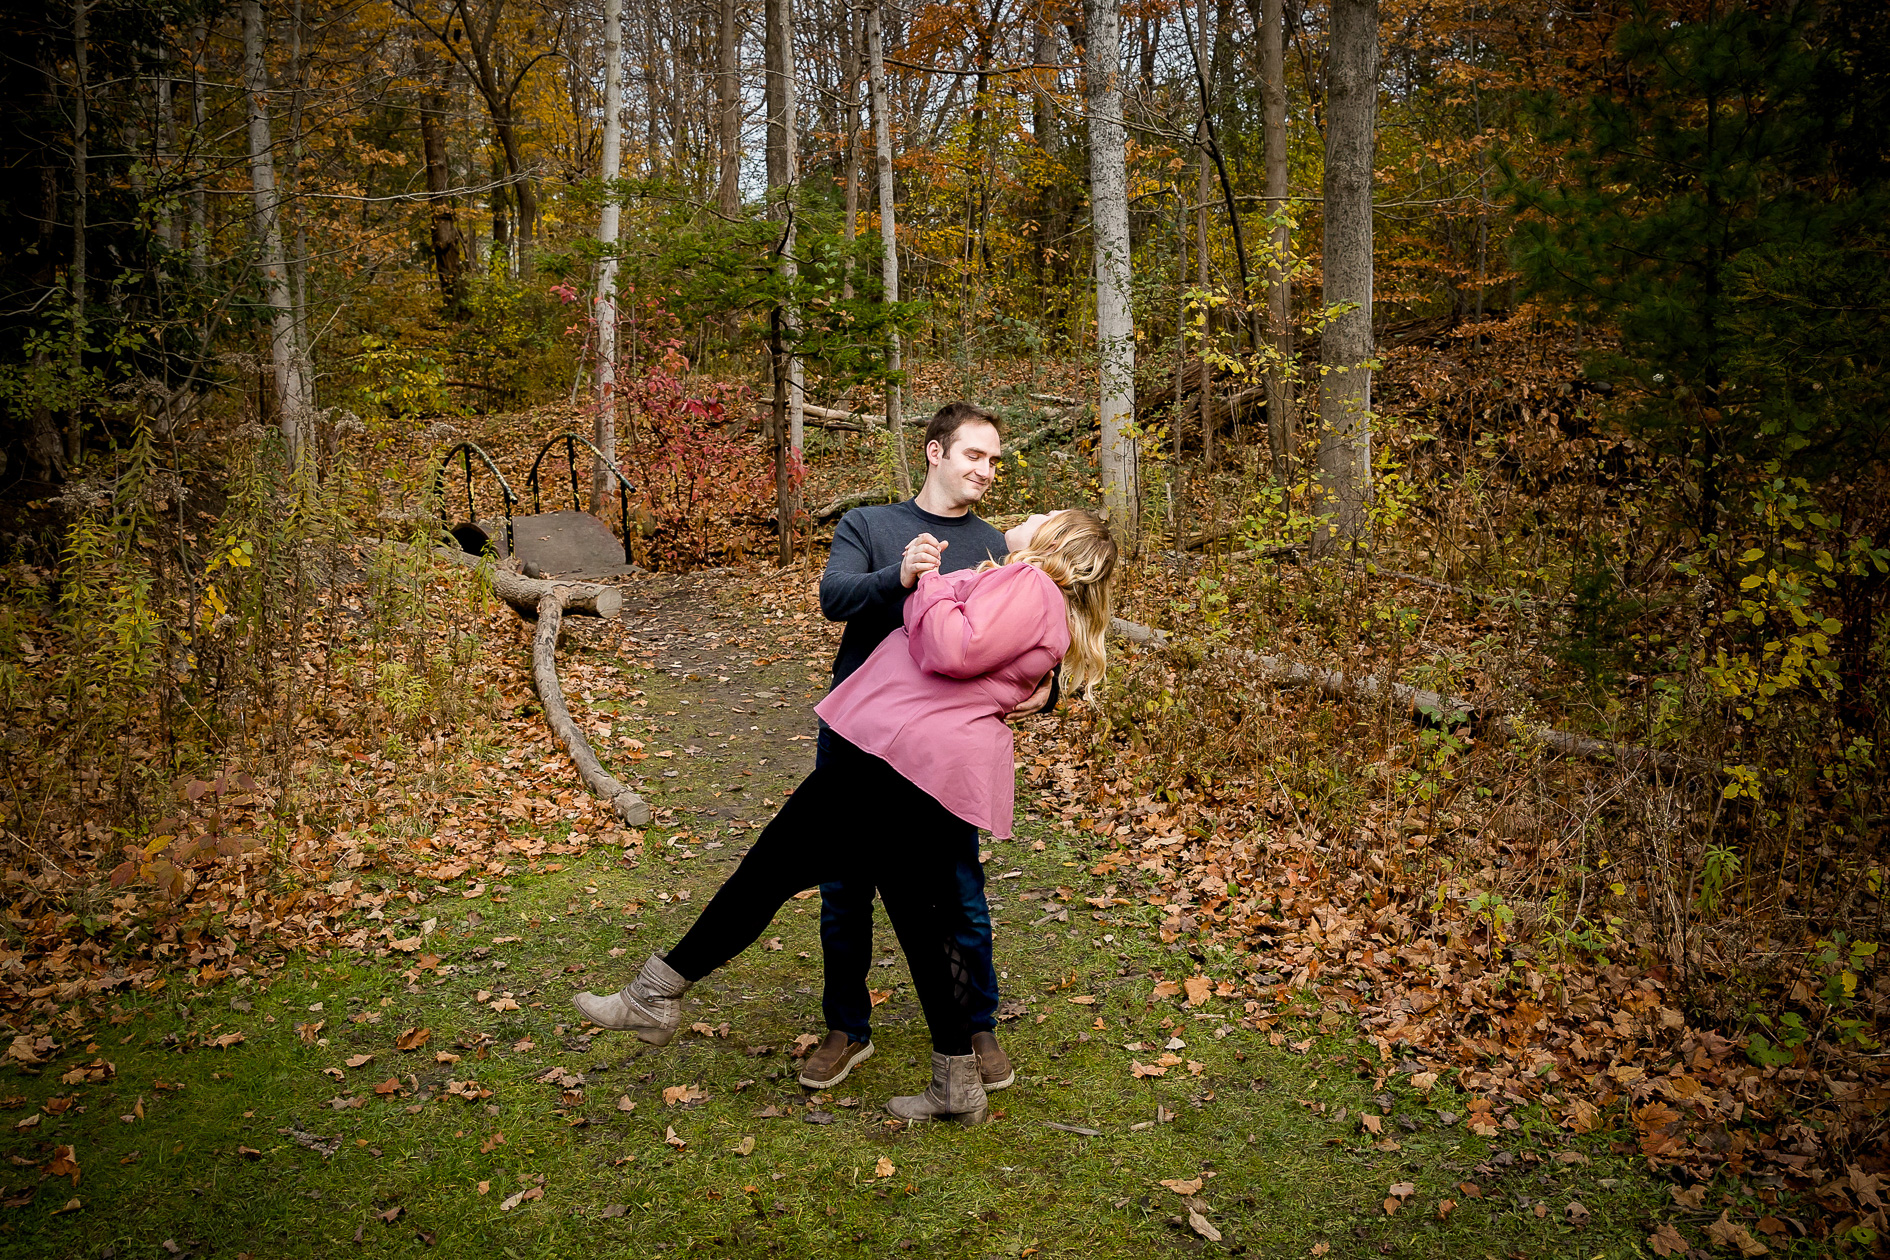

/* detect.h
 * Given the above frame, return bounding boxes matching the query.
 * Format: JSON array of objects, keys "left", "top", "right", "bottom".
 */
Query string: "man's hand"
[
  {"left": 1005, "top": 671, "right": 1054, "bottom": 721},
  {"left": 899, "top": 533, "right": 948, "bottom": 588}
]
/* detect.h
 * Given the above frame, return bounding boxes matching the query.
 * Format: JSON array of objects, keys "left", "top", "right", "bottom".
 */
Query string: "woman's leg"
[{"left": 663, "top": 766, "right": 859, "bottom": 981}]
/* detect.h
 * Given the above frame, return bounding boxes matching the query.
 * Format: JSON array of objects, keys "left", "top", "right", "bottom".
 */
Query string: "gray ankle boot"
[
  {"left": 887, "top": 1051, "right": 989, "bottom": 1125},
  {"left": 572, "top": 953, "right": 690, "bottom": 1045}
]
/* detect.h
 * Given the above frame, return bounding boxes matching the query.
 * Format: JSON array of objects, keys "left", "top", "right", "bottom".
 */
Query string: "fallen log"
[
  {"left": 532, "top": 590, "right": 651, "bottom": 826},
  {"left": 403, "top": 541, "right": 623, "bottom": 620},
  {"left": 813, "top": 488, "right": 899, "bottom": 520},
  {"left": 368, "top": 537, "right": 644, "bottom": 822},
  {"left": 1107, "top": 616, "right": 1680, "bottom": 768}
]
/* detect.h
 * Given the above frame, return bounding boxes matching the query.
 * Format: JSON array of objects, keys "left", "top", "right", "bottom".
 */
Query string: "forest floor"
[{"left": 0, "top": 564, "right": 1710, "bottom": 1259}]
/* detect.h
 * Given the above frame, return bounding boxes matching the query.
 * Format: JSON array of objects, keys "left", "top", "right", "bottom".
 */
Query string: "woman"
[{"left": 574, "top": 510, "right": 1116, "bottom": 1125}]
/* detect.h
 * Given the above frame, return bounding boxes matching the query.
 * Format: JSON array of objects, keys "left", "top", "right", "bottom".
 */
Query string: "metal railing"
[
  {"left": 527, "top": 431, "right": 637, "bottom": 564},
  {"left": 431, "top": 441, "right": 518, "bottom": 558}
]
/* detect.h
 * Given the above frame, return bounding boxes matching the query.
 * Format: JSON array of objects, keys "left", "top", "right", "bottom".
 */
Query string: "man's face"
[{"left": 926, "top": 421, "right": 1002, "bottom": 509}]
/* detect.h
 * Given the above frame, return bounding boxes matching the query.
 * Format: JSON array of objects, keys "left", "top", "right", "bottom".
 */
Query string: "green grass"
[{"left": 0, "top": 624, "right": 1709, "bottom": 1259}]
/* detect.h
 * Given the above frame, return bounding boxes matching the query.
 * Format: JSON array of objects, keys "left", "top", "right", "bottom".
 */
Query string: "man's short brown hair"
[{"left": 924, "top": 401, "right": 1003, "bottom": 457}]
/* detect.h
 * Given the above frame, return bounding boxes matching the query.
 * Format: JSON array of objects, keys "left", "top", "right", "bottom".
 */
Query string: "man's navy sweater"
[{"left": 819, "top": 498, "right": 1008, "bottom": 688}]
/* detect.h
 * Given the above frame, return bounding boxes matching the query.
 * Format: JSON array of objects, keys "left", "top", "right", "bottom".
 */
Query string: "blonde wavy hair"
[{"left": 981, "top": 509, "right": 1117, "bottom": 696}]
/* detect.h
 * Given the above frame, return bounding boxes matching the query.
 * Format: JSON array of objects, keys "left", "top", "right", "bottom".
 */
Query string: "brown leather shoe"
[
  {"left": 971, "top": 1031, "right": 1014, "bottom": 1090},
  {"left": 798, "top": 1031, "right": 874, "bottom": 1089}
]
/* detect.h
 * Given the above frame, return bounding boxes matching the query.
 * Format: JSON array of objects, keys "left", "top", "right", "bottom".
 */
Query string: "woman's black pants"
[{"left": 663, "top": 739, "right": 980, "bottom": 1056}]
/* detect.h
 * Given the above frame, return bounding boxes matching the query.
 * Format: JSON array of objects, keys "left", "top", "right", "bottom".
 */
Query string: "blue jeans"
[{"left": 815, "top": 724, "right": 1000, "bottom": 1043}]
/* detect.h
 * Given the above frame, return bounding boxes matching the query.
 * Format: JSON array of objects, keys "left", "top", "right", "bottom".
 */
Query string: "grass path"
[{"left": 0, "top": 574, "right": 1681, "bottom": 1258}]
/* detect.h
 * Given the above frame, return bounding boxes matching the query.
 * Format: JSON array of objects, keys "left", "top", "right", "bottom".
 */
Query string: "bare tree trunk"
[
  {"left": 155, "top": 40, "right": 177, "bottom": 252},
  {"left": 189, "top": 15, "right": 207, "bottom": 278},
  {"left": 1262, "top": 0, "right": 1295, "bottom": 481},
  {"left": 865, "top": 1, "right": 913, "bottom": 498},
  {"left": 287, "top": 0, "right": 311, "bottom": 411},
  {"left": 716, "top": 0, "right": 741, "bottom": 216},
  {"left": 242, "top": 0, "right": 314, "bottom": 463},
  {"left": 1085, "top": 0, "right": 1138, "bottom": 541},
  {"left": 841, "top": 2, "right": 860, "bottom": 302},
  {"left": 419, "top": 56, "right": 466, "bottom": 310},
  {"left": 592, "top": 0, "right": 623, "bottom": 516},
  {"left": 766, "top": 0, "right": 800, "bottom": 560},
  {"left": 1315, "top": 0, "right": 1377, "bottom": 553},
  {"left": 765, "top": 0, "right": 802, "bottom": 461},
  {"left": 1193, "top": 0, "right": 1213, "bottom": 470},
  {"left": 68, "top": 0, "right": 89, "bottom": 468}
]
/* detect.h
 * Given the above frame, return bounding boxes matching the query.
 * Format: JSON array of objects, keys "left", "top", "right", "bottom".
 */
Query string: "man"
[{"left": 798, "top": 401, "right": 1052, "bottom": 1091}]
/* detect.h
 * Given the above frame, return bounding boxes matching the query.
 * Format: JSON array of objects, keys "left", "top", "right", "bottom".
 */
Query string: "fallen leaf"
[
  {"left": 734, "top": 1136, "right": 755, "bottom": 1156},
  {"left": 1388, "top": 1182, "right": 1415, "bottom": 1200},
  {"left": 498, "top": 1185, "right": 543, "bottom": 1212},
  {"left": 1131, "top": 1060, "right": 1168, "bottom": 1078},
  {"left": 1672, "top": 1184, "right": 1707, "bottom": 1210},
  {"left": 616, "top": 1096, "right": 637, "bottom": 1113},
  {"left": 1182, "top": 976, "right": 1212, "bottom": 1007},
  {"left": 1310, "top": 1245, "right": 1330, "bottom": 1257},
  {"left": 1360, "top": 1113, "right": 1383, "bottom": 1135},
  {"left": 345, "top": 1054, "right": 374, "bottom": 1069},
  {"left": 662, "top": 1084, "right": 705, "bottom": 1108},
  {"left": 395, "top": 1027, "right": 431, "bottom": 1052},
  {"left": 873, "top": 1157, "right": 895, "bottom": 1179},
  {"left": 211, "top": 1032, "right": 245, "bottom": 1049},
  {"left": 600, "top": 1204, "right": 628, "bottom": 1218},
  {"left": 664, "top": 1126, "right": 687, "bottom": 1149},
  {"left": 47, "top": 1145, "right": 79, "bottom": 1187},
  {"left": 1160, "top": 1177, "right": 1204, "bottom": 1195},
  {"left": 51, "top": 1197, "right": 81, "bottom": 1216},
  {"left": 1705, "top": 1211, "right": 1768, "bottom": 1257},
  {"left": 477, "top": 1181, "right": 491, "bottom": 1196},
  {"left": 1187, "top": 1210, "right": 1221, "bottom": 1242},
  {"left": 1152, "top": 980, "right": 1181, "bottom": 1000},
  {"left": 1566, "top": 1199, "right": 1590, "bottom": 1227},
  {"left": 1647, "top": 1223, "right": 1689, "bottom": 1257},
  {"left": 1564, "top": 1098, "right": 1602, "bottom": 1133},
  {"left": 1436, "top": 1199, "right": 1456, "bottom": 1220}
]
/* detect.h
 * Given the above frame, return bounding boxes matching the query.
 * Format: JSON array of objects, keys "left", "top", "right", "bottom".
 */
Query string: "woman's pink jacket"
[{"left": 814, "top": 562, "right": 1068, "bottom": 839}]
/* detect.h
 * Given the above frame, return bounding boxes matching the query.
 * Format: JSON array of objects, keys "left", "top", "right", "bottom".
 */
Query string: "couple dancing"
[{"left": 575, "top": 402, "right": 1115, "bottom": 1125}]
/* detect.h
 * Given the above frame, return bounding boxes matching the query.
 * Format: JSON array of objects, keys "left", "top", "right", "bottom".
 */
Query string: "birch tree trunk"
[
  {"left": 766, "top": 0, "right": 800, "bottom": 560},
  {"left": 1261, "top": 0, "right": 1295, "bottom": 481},
  {"left": 591, "top": 0, "right": 623, "bottom": 516},
  {"left": 242, "top": 0, "right": 314, "bottom": 463},
  {"left": 841, "top": 4, "right": 860, "bottom": 302},
  {"left": 865, "top": 1, "right": 913, "bottom": 499},
  {"left": 1315, "top": 0, "right": 1377, "bottom": 554},
  {"left": 1084, "top": 0, "right": 1139, "bottom": 541},
  {"left": 716, "top": 0, "right": 741, "bottom": 216}
]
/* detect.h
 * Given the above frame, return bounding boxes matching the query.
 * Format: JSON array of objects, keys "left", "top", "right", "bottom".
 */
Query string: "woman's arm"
[{"left": 904, "top": 564, "right": 1064, "bottom": 679}]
